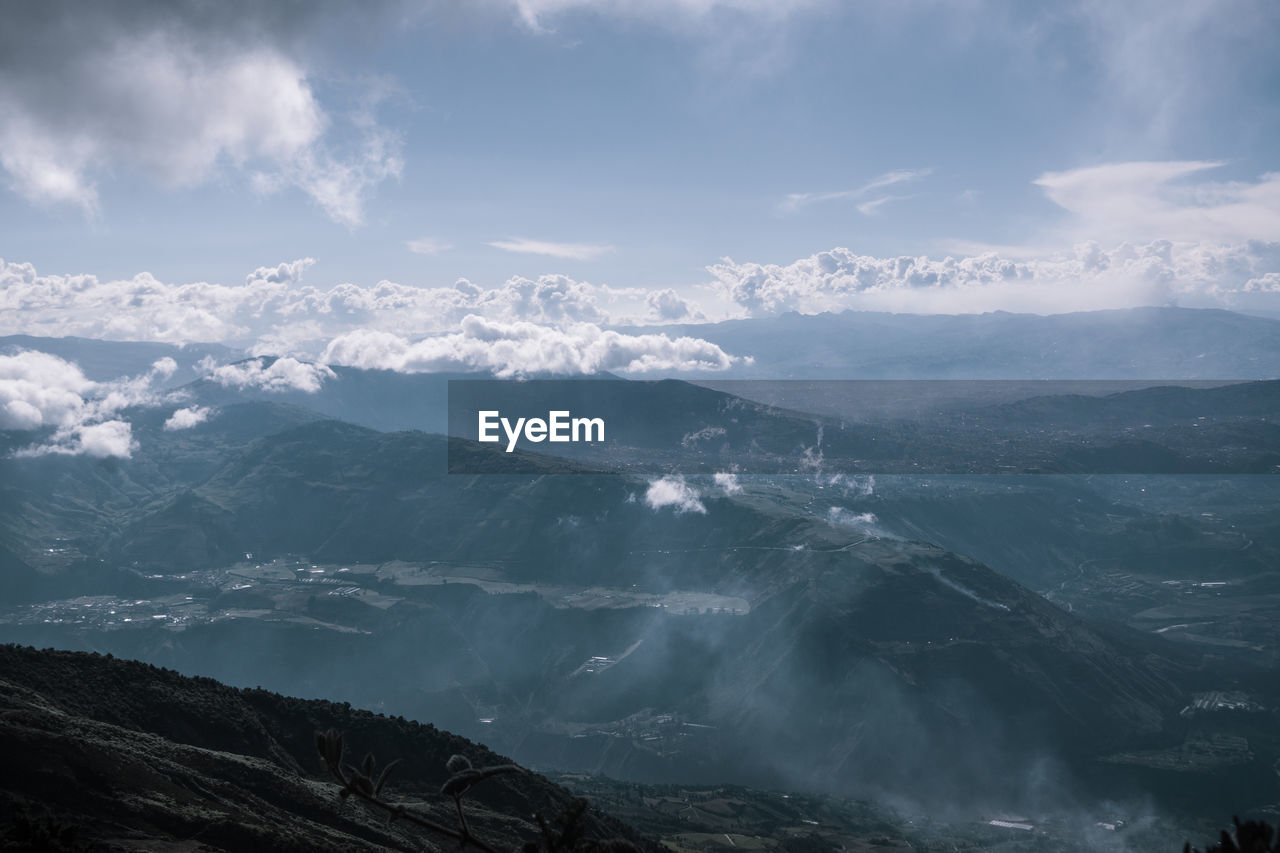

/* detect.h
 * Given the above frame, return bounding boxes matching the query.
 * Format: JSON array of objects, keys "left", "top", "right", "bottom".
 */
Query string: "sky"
[{"left": 2, "top": 0, "right": 1280, "bottom": 360}]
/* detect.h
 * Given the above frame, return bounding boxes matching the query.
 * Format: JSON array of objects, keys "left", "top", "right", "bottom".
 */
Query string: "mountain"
[
  {"left": 0, "top": 644, "right": 654, "bottom": 852},
  {"left": 632, "top": 307, "right": 1280, "bottom": 378},
  {"left": 445, "top": 377, "right": 1280, "bottom": 474},
  {"left": 4, "top": 416, "right": 1272, "bottom": 816},
  {"left": 0, "top": 334, "right": 237, "bottom": 385},
  {"left": 180, "top": 362, "right": 478, "bottom": 433}
]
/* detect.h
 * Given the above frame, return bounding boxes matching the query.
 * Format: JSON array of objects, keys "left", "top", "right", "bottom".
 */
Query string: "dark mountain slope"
[{"left": 0, "top": 644, "right": 651, "bottom": 852}]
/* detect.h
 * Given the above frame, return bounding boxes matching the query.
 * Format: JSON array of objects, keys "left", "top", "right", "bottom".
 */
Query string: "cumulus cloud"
[
  {"left": 0, "top": 350, "right": 176, "bottom": 457},
  {"left": 209, "top": 357, "right": 335, "bottom": 393},
  {"left": 643, "top": 475, "right": 706, "bottom": 514},
  {"left": 0, "top": 3, "right": 400, "bottom": 224},
  {"left": 0, "top": 351, "right": 95, "bottom": 430},
  {"left": 647, "top": 288, "right": 702, "bottom": 322},
  {"left": 0, "top": 258, "right": 681, "bottom": 346},
  {"left": 164, "top": 406, "right": 213, "bottom": 430},
  {"left": 711, "top": 240, "right": 1280, "bottom": 318},
  {"left": 15, "top": 420, "right": 137, "bottom": 460},
  {"left": 713, "top": 471, "right": 742, "bottom": 494},
  {"left": 488, "top": 238, "right": 614, "bottom": 261},
  {"left": 726, "top": 161, "right": 1280, "bottom": 317},
  {"left": 322, "top": 316, "right": 742, "bottom": 378}
]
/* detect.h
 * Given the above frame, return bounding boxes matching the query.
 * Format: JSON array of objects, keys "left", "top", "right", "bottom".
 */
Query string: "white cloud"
[
  {"left": 1073, "top": 1, "right": 1277, "bottom": 144},
  {"left": 208, "top": 357, "right": 335, "bottom": 393},
  {"left": 647, "top": 288, "right": 701, "bottom": 322},
  {"left": 322, "top": 316, "right": 742, "bottom": 378},
  {"left": 14, "top": 420, "right": 137, "bottom": 460},
  {"left": 71, "top": 420, "right": 136, "bottom": 459},
  {"left": 246, "top": 258, "right": 316, "bottom": 287},
  {"left": 856, "top": 195, "right": 913, "bottom": 216},
  {"left": 0, "top": 258, "right": 681, "bottom": 346},
  {"left": 827, "top": 507, "right": 876, "bottom": 528},
  {"left": 0, "top": 6, "right": 400, "bottom": 224},
  {"left": 715, "top": 162, "right": 1280, "bottom": 316},
  {"left": 781, "top": 168, "right": 932, "bottom": 214},
  {"left": 0, "top": 350, "right": 95, "bottom": 430},
  {"left": 713, "top": 471, "right": 742, "bottom": 494},
  {"left": 164, "top": 406, "right": 213, "bottom": 431},
  {"left": 488, "top": 238, "right": 615, "bottom": 261},
  {"left": 644, "top": 475, "right": 706, "bottom": 514},
  {"left": 0, "top": 349, "right": 171, "bottom": 458},
  {"left": 150, "top": 357, "right": 178, "bottom": 379},
  {"left": 407, "top": 236, "right": 453, "bottom": 255},
  {"left": 709, "top": 241, "right": 1280, "bottom": 316},
  {"left": 1034, "top": 161, "right": 1280, "bottom": 245}
]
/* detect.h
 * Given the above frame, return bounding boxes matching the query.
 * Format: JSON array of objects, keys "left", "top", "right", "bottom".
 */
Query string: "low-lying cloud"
[
  {"left": 208, "top": 357, "right": 335, "bottom": 393},
  {"left": 0, "top": 350, "right": 178, "bottom": 458},
  {"left": 163, "top": 406, "right": 213, "bottom": 431},
  {"left": 644, "top": 475, "right": 707, "bottom": 514},
  {"left": 322, "top": 316, "right": 742, "bottom": 378},
  {"left": 710, "top": 240, "right": 1280, "bottom": 316}
]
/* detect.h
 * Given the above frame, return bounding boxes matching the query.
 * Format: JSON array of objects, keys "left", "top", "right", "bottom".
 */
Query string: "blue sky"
[{"left": 2, "top": 0, "right": 1279, "bottom": 361}]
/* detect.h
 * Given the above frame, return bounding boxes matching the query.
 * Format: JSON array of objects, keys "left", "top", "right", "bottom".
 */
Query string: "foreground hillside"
[{"left": 0, "top": 644, "right": 650, "bottom": 852}]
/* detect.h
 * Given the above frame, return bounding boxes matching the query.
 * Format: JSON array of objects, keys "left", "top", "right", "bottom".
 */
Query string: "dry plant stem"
[{"left": 324, "top": 762, "right": 499, "bottom": 853}]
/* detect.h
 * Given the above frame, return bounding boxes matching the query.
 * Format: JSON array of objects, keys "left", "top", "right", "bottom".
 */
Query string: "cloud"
[
  {"left": 1073, "top": 0, "right": 1279, "bottom": 144},
  {"left": 406, "top": 236, "right": 453, "bottom": 255},
  {"left": 164, "top": 406, "right": 213, "bottom": 430},
  {"left": 488, "top": 238, "right": 615, "bottom": 260},
  {"left": 0, "top": 349, "right": 174, "bottom": 458},
  {"left": 0, "top": 3, "right": 400, "bottom": 224},
  {"left": 643, "top": 475, "right": 706, "bottom": 514},
  {"left": 714, "top": 162, "right": 1280, "bottom": 316},
  {"left": 208, "top": 357, "right": 335, "bottom": 393},
  {"left": 856, "top": 195, "right": 913, "bottom": 216},
  {"left": 709, "top": 240, "right": 1280, "bottom": 316},
  {"left": 0, "top": 257, "right": 687, "bottom": 346},
  {"left": 781, "top": 168, "right": 932, "bottom": 214},
  {"left": 246, "top": 258, "right": 316, "bottom": 287},
  {"left": 713, "top": 471, "right": 742, "bottom": 494},
  {"left": 1034, "top": 161, "right": 1280, "bottom": 245},
  {"left": 827, "top": 507, "right": 876, "bottom": 528},
  {"left": 15, "top": 420, "right": 137, "bottom": 460},
  {"left": 322, "top": 316, "right": 743, "bottom": 378},
  {"left": 0, "top": 351, "right": 95, "bottom": 430},
  {"left": 647, "top": 288, "right": 702, "bottom": 322}
]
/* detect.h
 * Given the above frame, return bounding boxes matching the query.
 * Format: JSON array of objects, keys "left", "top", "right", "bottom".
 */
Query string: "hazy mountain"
[
  {"left": 633, "top": 307, "right": 1280, "bottom": 378},
  {"left": 3, "top": 416, "right": 1272, "bottom": 816},
  {"left": 0, "top": 334, "right": 237, "bottom": 384}
]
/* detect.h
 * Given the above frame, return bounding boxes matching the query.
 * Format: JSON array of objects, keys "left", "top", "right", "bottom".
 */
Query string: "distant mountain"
[
  {"left": 181, "top": 362, "right": 480, "bottom": 433},
  {"left": 632, "top": 307, "right": 1280, "bottom": 378},
  {"left": 446, "top": 378, "right": 1280, "bottom": 474},
  {"left": 0, "top": 334, "right": 237, "bottom": 385},
  {"left": 5, "top": 418, "right": 1266, "bottom": 813},
  {"left": 0, "top": 644, "right": 650, "bottom": 852}
]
